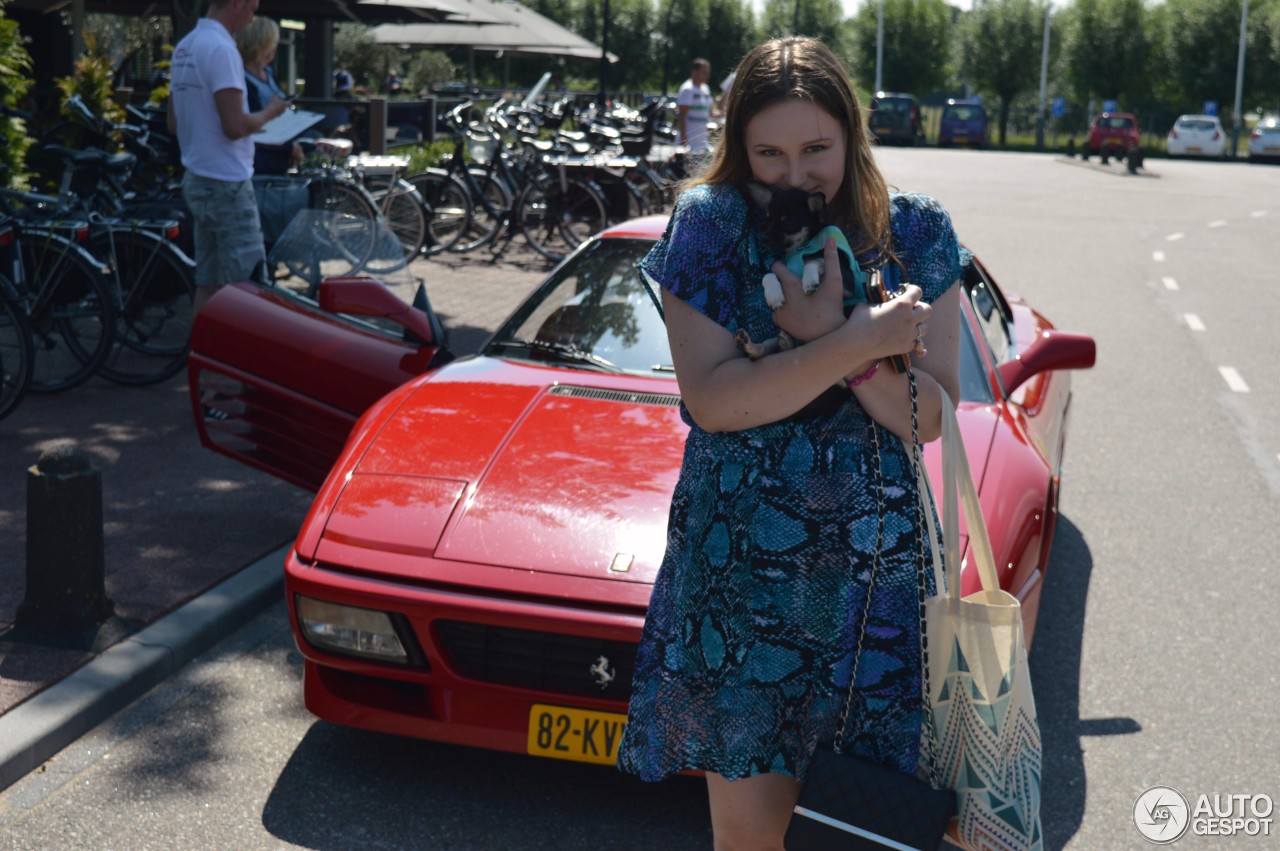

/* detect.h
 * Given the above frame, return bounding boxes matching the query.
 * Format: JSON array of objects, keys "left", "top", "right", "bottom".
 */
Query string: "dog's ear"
[
  {"left": 807, "top": 191, "right": 827, "bottom": 220},
  {"left": 746, "top": 181, "right": 774, "bottom": 211}
]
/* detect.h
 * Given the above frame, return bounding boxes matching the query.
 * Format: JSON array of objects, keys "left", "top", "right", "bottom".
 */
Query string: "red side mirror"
[
  {"left": 318, "top": 277, "right": 437, "bottom": 345},
  {"left": 997, "top": 330, "right": 1096, "bottom": 396}
]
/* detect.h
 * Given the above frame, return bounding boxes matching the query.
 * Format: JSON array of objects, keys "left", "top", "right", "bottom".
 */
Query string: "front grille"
[
  {"left": 549, "top": 384, "right": 681, "bottom": 407},
  {"left": 435, "top": 620, "right": 636, "bottom": 701}
]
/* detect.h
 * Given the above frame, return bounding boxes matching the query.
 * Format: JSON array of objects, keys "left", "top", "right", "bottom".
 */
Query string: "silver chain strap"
[{"left": 831, "top": 368, "right": 944, "bottom": 791}]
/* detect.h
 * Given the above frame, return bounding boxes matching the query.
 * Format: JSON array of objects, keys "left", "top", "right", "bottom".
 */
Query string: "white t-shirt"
[
  {"left": 677, "top": 78, "right": 713, "bottom": 151},
  {"left": 170, "top": 19, "right": 253, "bottom": 182}
]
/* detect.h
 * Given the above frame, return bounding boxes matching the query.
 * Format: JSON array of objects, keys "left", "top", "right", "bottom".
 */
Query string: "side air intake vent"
[{"left": 549, "top": 385, "right": 681, "bottom": 407}]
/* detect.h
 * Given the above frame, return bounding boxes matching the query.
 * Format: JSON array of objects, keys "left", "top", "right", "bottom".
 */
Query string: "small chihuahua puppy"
[{"left": 736, "top": 182, "right": 862, "bottom": 359}]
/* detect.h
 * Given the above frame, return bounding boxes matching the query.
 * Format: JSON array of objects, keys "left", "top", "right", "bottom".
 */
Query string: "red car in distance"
[
  {"left": 188, "top": 216, "right": 1095, "bottom": 767},
  {"left": 1084, "top": 112, "right": 1141, "bottom": 160}
]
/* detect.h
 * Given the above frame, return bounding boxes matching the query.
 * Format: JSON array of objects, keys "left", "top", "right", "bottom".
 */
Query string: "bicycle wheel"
[
  {"left": 0, "top": 286, "right": 34, "bottom": 421},
  {"left": 517, "top": 174, "right": 607, "bottom": 263},
  {"left": 91, "top": 230, "right": 196, "bottom": 386},
  {"left": 362, "top": 175, "right": 428, "bottom": 274},
  {"left": 407, "top": 169, "right": 471, "bottom": 255},
  {"left": 454, "top": 167, "right": 511, "bottom": 253},
  {"left": 21, "top": 231, "right": 117, "bottom": 393},
  {"left": 287, "top": 177, "right": 378, "bottom": 281}
]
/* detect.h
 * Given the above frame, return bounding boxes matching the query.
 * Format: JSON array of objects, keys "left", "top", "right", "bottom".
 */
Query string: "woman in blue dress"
[{"left": 615, "top": 37, "right": 967, "bottom": 849}]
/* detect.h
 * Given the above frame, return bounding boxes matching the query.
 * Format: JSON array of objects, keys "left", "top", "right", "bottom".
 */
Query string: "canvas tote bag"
[{"left": 916, "top": 389, "right": 1043, "bottom": 851}]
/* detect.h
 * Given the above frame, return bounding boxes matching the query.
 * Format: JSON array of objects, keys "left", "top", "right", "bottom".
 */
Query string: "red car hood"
[
  {"left": 317, "top": 357, "right": 687, "bottom": 585},
  {"left": 315, "top": 357, "right": 998, "bottom": 589}
]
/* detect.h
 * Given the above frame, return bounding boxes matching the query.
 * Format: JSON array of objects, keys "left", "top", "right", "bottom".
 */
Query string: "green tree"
[
  {"left": 578, "top": 0, "right": 663, "bottom": 91},
  {"left": 0, "top": 10, "right": 32, "bottom": 188},
  {"left": 1246, "top": 0, "right": 1280, "bottom": 110},
  {"left": 1059, "top": 0, "right": 1153, "bottom": 108},
  {"left": 1157, "top": 0, "right": 1248, "bottom": 116},
  {"left": 850, "top": 0, "right": 952, "bottom": 96},
  {"left": 956, "top": 0, "right": 1046, "bottom": 145}
]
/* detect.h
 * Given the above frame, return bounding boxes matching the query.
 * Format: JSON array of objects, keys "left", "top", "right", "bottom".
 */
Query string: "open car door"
[{"left": 188, "top": 278, "right": 452, "bottom": 491}]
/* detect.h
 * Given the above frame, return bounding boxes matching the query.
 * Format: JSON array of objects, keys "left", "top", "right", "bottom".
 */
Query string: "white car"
[
  {"left": 1248, "top": 119, "right": 1280, "bottom": 163},
  {"left": 1166, "top": 114, "right": 1227, "bottom": 159}
]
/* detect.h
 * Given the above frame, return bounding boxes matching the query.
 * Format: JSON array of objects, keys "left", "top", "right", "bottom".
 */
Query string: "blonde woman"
[{"left": 235, "top": 16, "right": 302, "bottom": 173}]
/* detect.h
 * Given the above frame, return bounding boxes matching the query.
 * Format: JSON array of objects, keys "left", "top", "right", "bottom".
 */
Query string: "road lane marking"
[
  {"left": 1162, "top": 276, "right": 1179, "bottom": 290},
  {"left": 1167, "top": 233, "right": 1185, "bottom": 241},
  {"left": 1153, "top": 250, "right": 1165, "bottom": 262},
  {"left": 1219, "top": 367, "right": 1250, "bottom": 393},
  {"left": 1208, "top": 220, "right": 1227, "bottom": 228},
  {"left": 1184, "top": 313, "right": 1205, "bottom": 331},
  {"left": 1252, "top": 210, "right": 1268, "bottom": 218}
]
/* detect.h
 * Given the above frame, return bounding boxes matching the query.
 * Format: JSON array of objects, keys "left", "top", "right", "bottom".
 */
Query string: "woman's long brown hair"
[{"left": 686, "top": 37, "right": 892, "bottom": 260}]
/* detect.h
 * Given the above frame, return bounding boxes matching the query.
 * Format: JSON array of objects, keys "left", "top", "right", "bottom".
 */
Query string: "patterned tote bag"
[{"left": 917, "top": 389, "right": 1043, "bottom": 850}]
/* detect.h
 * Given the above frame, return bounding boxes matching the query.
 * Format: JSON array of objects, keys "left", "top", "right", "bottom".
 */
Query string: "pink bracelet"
[{"left": 845, "top": 361, "right": 880, "bottom": 388}]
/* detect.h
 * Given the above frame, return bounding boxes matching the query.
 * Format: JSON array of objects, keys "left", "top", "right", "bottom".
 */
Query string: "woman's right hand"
[{"left": 851, "top": 283, "right": 931, "bottom": 360}]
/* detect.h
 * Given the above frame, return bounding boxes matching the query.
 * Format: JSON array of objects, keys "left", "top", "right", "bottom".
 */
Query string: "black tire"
[
  {"left": 0, "top": 286, "right": 35, "bottom": 421},
  {"left": 454, "top": 168, "right": 511, "bottom": 253},
  {"left": 362, "top": 175, "right": 428, "bottom": 273},
  {"left": 21, "top": 230, "right": 117, "bottom": 393},
  {"left": 90, "top": 230, "right": 196, "bottom": 386},
  {"left": 407, "top": 169, "right": 472, "bottom": 255},
  {"left": 517, "top": 174, "right": 607, "bottom": 263}
]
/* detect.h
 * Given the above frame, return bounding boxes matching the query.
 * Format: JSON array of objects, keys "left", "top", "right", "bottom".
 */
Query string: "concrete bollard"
[{"left": 17, "top": 443, "right": 114, "bottom": 633}]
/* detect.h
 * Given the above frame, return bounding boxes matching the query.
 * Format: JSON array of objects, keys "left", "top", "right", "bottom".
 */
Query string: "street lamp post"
[
  {"left": 1232, "top": 0, "right": 1249, "bottom": 156},
  {"left": 875, "top": 0, "right": 884, "bottom": 92},
  {"left": 1036, "top": 4, "right": 1051, "bottom": 150}
]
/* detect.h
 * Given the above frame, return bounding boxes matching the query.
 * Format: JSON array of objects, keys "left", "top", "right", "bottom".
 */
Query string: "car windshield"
[
  {"left": 488, "top": 238, "right": 675, "bottom": 376},
  {"left": 1178, "top": 119, "right": 1216, "bottom": 131},
  {"left": 944, "top": 105, "right": 983, "bottom": 121},
  {"left": 489, "top": 236, "right": 995, "bottom": 403},
  {"left": 1100, "top": 116, "right": 1135, "bottom": 129},
  {"left": 875, "top": 98, "right": 912, "bottom": 113}
]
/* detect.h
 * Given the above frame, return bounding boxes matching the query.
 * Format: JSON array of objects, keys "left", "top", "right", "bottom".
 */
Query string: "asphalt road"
[{"left": 1, "top": 150, "right": 1278, "bottom": 850}]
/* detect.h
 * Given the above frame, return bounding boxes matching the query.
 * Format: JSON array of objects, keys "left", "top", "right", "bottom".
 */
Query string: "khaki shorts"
[{"left": 181, "top": 172, "right": 266, "bottom": 288}]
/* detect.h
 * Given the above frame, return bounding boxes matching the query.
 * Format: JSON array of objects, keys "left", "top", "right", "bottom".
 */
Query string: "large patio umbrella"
[{"left": 372, "top": 0, "right": 615, "bottom": 86}]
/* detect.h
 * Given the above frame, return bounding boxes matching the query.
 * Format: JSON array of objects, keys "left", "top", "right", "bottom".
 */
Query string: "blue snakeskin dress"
[{"left": 616, "top": 183, "right": 968, "bottom": 783}]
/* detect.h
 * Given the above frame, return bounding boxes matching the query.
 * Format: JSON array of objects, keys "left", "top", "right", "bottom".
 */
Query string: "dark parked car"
[
  {"left": 869, "top": 92, "right": 925, "bottom": 147},
  {"left": 938, "top": 100, "right": 988, "bottom": 148}
]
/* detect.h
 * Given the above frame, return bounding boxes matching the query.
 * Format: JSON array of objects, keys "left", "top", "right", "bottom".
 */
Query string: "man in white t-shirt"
[
  {"left": 168, "top": 0, "right": 287, "bottom": 313},
  {"left": 677, "top": 58, "right": 715, "bottom": 152}
]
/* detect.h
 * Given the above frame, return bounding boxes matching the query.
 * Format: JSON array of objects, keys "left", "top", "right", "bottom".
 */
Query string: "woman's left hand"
[{"left": 771, "top": 236, "right": 845, "bottom": 343}]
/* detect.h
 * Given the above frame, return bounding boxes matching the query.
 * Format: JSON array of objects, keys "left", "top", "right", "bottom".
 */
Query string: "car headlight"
[{"left": 296, "top": 596, "right": 410, "bottom": 664}]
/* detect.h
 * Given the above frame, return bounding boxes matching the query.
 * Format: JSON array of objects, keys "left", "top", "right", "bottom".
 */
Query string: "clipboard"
[{"left": 254, "top": 109, "right": 324, "bottom": 146}]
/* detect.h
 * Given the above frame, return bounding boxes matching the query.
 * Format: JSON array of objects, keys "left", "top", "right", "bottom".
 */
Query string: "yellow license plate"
[
  {"left": 953, "top": 136, "right": 968, "bottom": 143},
  {"left": 528, "top": 704, "right": 627, "bottom": 765},
  {"left": 1188, "top": 146, "right": 1202, "bottom": 152}
]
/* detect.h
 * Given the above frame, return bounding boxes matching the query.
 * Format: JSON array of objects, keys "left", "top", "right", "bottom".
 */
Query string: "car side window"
[{"left": 964, "top": 263, "right": 1012, "bottom": 365}]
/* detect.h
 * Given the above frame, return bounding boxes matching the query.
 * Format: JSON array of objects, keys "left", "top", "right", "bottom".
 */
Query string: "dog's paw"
[
  {"left": 736, "top": 329, "right": 774, "bottom": 360},
  {"left": 762, "top": 273, "right": 786, "bottom": 310},
  {"left": 776, "top": 330, "right": 797, "bottom": 352},
  {"left": 801, "top": 258, "right": 824, "bottom": 295}
]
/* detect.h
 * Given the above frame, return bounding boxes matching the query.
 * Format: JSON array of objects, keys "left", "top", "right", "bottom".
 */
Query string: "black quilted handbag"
[
  {"left": 787, "top": 745, "right": 954, "bottom": 849},
  {"left": 784, "top": 371, "right": 955, "bottom": 851}
]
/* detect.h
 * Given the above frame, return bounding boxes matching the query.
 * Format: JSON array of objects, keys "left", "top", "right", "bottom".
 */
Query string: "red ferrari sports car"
[{"left": 188, "top": 216, "right": 1095, "bottom": 767}]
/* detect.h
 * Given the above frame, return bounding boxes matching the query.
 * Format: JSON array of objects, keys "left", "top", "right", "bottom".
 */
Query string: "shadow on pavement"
[{"left": 1030, "top": 515, "right": 1141, "bottom": 850}]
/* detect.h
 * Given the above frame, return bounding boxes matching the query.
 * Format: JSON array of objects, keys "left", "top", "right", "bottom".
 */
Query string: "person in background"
[
  {"left": 718, "top": 69, "right": 736, "bottom": 116},
  {"left": 384, "top": 70, "right": 403, "bottom": 95},
  {"left": 677, "top": 57, "right": 715, "bottom": 152},
  {"left": 168, "top": 0, "right": 287, "bottom": 314},
  {"left": 235, "top": 16, "right": 304, "bottom": 175},
  {"left": 616, "top": 36, "right": 965, "bottom": 850},
  {"left": 333, "top": 66, "right": 354, "bottom": 98}
]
